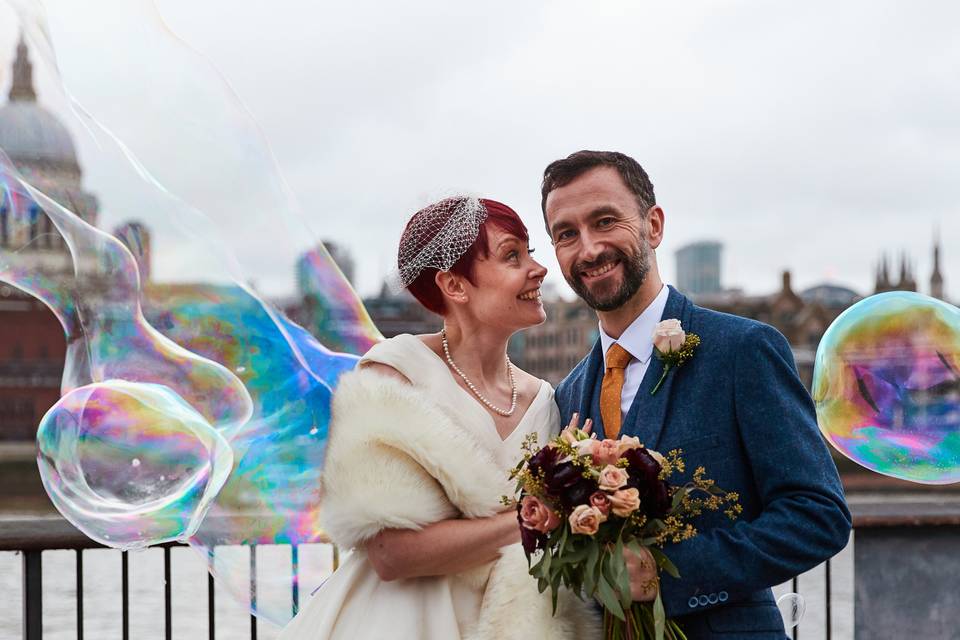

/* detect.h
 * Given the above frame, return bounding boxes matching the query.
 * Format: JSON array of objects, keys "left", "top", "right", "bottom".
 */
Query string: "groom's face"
[{"left": 544, "top": 166, "right": 655, "bottom": 311}]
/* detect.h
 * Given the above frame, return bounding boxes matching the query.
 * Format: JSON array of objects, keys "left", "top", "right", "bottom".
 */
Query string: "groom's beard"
[{"left": 566, "top": 243, "right": 650, "bottom": 312}]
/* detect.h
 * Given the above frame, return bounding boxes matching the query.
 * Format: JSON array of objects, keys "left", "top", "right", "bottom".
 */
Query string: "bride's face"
[{"left": 462, "top": 226, "right": 547, "bottom": 331}]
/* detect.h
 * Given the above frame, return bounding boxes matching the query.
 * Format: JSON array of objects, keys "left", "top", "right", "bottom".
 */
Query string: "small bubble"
[{"left": 131, "top": 458, "right": 141, "bottom": 467}]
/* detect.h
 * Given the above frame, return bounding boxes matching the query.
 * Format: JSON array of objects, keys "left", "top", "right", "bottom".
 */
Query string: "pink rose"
[
  {"left": 568, "top": 504, "right": 604, "bottom": 536},
  {"left": 519, "top": 495, "right": 561, "bottom": 534},
  {"left": 589, "top": 491, "right": 612, "bottom": 517},
  {"left": 652, "top": 319, "right": 685, "bottom": 353},
  {"left": 598, "top": 464, "right": 629, "bottom": 492},
  {"left": 592, "top": 439, "right": 622, "bottom": 466},
  {"left": 609, "top": 487, "right": 641, "bottom": 517},
  {"left": 617, "top": 436, "right": 642, "bottom": 456}
]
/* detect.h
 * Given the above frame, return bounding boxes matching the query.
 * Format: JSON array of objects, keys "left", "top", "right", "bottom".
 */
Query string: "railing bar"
[
  {"left": 23, "top": 549, "right": 42, "bottom": 640},
  {"left": 791, "top": 575, "right": 799, "bottom": 640},
  {"left": 164, "top": 546, "right": 172, "bottom": 640},
  {"left": 208, "top": 551, "right": 216, "bottom": 640},
  {"left": 825, "top": 559, "right": 832, "bottom": 640},
  {"left": 250, "top": 545, "right": 258, "bottom": 640},
  {"left": 76, "top": 550, "right": 84, "bottom": 640},
  {"left": 291, "top": 545, "right": 299, "bottom": 617},
  {"left": 121, "top": 551, "right": 130, "bottom": 640}
]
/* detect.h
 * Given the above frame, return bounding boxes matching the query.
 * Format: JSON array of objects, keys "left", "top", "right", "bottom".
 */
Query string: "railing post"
[{"left": 23, "top": 549, "right": 42, "bottom": 640}]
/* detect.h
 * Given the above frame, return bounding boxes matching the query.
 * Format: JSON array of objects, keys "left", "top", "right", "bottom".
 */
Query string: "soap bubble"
[
  {"left": 2, "top": 0, "right": 381, "bottom": 625},
  {"left": 813, "top": 292, "right": 960, "bottom": 484},
  {"left": 37, "top": 380, "right": 234, "bottom": 549},
  {"left": 776, "top": 592, "right": 805, "bottom": 629}
]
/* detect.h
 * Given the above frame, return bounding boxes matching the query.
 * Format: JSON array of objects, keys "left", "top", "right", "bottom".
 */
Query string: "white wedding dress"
[{"left": 278, "top": 334, "right": 560, "bottom": 640}]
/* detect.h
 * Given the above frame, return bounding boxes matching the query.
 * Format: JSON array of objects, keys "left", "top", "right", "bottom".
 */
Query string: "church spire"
[
  {"left": 9, "top": 31, "right": 37, "bottom": 102},
  {"left": 931, "top": 226, "right": 944, "bottom": 299}
]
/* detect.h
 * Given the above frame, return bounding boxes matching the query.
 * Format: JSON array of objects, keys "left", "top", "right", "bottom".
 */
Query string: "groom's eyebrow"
[{"left": 587, "top": 205, "right": 621, "bottom": 219}]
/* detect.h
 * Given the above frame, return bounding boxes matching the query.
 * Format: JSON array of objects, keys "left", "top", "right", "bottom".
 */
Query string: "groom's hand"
[{"left": 625, "top": 546, "right": 658, "bottom": 602}]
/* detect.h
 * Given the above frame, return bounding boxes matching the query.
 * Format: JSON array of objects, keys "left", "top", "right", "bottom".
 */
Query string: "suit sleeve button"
[
  {"left": 718, "top": 591, "right": 728, "bottom": 602},
  {"left": 708, "top": 593, "right": 718, "bottom": 604},
  {"left": 698, "top": 595, "right": 710, "bottom": 606},
  {"left": 688, "top": 597, "right": 699, "bottom": 608}
]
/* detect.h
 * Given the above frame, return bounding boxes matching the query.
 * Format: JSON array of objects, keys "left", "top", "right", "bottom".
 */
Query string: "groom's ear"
[
  {"left": 645, "top": 205, "right": 665, "bottom": 249},
  {"left": 435, "top": 271, "right": 469, "bottom": 305}
]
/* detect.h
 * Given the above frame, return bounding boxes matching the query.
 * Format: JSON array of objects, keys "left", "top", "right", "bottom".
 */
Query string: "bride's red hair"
[{"left": 400, "top": 198, "right": 529, "bottom": 316}]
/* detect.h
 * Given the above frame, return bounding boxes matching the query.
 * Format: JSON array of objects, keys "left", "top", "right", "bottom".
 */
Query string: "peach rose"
[
  {"left": 617, "top": 436, "right": 643, "bottom": 456},
  {"left": 589, "top": 491, "right": 612, "bottom": 517},
  {"left": 652, "top": 319, "right": 685, "bottom": 353},
  {"left": 568, "top": 504, "right": 604, "bottom": 536},
  {"left": 598, "top": 465, "right": 629, "bottom": 492},
  {"left": 592, "top": 439, "right": 623, "bottom": 465},
  {"left": 519, "top": 495, "right": 561, "bottom": 534},
  {"left": 609, "top": 487, "right": 642, "bottom": 517}
]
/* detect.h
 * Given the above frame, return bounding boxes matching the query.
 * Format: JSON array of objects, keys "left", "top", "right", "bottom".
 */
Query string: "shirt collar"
[{"left": 599, "top": 284, "right": 670, "bottom": 366}]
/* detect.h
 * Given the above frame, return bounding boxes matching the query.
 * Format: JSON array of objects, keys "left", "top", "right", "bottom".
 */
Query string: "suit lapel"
[
  {"left": 622, "top": 286, "right": 692, "bottom": 450},
  {"left": 578, "top": 339, "right": 605, "bottom": 435}
]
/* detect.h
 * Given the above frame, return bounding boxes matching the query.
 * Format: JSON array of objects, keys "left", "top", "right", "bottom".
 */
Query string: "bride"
[{"left": 279, "top": 196, "right": 600, "bottom": 639}]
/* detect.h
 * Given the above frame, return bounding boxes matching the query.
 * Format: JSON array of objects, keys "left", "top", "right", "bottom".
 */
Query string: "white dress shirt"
[{"left": 598, "top": 284, "right": 670, "bottom": 416}]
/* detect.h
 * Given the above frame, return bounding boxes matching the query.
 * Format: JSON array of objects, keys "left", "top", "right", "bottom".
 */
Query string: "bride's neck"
[{"left": 441, "top": 321, "right": 513, "bottom": 384}]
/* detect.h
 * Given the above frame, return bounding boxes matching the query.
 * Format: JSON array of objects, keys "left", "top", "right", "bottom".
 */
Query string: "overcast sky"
[{"left": 0, "top": 0, "right": 957, "bottom": 302}]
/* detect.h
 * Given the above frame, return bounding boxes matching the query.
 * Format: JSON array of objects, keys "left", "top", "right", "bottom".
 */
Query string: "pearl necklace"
[{"left": 441, "top": 329, "right": 518, "bottom": 416}]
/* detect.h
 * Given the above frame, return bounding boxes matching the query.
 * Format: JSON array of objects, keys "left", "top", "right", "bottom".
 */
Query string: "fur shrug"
[{"left": 320, "top": 367, "right": 601, "bottom": 640}]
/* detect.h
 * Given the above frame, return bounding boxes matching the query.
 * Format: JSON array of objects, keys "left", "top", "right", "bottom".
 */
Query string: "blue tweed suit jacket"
[{"left": 554, "top": 286, "right": 851, "bottom": 639}]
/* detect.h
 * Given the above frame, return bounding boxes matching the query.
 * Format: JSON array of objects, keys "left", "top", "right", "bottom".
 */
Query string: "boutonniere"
[{"left": 650, "top": 319, "right": 701, "bottom": 395}]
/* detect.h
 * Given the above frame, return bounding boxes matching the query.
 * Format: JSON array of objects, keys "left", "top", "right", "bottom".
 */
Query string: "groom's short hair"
[{"left": 540, "top": 150, "right": 656, "bottom": 219}]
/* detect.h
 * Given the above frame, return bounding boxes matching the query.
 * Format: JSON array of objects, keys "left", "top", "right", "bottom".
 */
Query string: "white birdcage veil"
[{"left": 389, "top": 196, "right": 488, "bottom": 291}]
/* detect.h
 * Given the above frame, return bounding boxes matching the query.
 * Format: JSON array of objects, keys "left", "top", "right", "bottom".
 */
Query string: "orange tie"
[{"left": 600, "top": 343, "right": 632, "bottom": 440}]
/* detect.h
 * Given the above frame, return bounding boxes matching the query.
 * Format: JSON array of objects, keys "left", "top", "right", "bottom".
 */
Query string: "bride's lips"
[{"left": 517, "top": 287, "right": 542, "bottom": 302}]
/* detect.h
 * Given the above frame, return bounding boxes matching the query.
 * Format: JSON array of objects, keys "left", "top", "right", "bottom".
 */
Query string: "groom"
[{"left": 543, "top": 151, "right": 851, "bottom": 638}]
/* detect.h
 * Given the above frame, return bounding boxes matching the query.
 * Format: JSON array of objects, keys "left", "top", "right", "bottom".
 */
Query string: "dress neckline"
[{"left": 408, "top": 335, "right": 547, "bottom": 444}]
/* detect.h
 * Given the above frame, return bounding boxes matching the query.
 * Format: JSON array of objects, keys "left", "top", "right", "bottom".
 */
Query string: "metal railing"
[
  {"left": 6, "top": 499, "right": 958, "bottom": 640},
  {"left": 0, "top": 518, "right": 338, "bottom": 640}
]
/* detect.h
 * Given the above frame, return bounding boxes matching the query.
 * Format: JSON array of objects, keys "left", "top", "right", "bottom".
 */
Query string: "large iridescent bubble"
[
  {"left": 813, "top": 292, "right": 960, "bottom": 484},
  {"left": 38, "top": 380, "right": 234, "bottom": 548},
  {"left": 2, "top": 0, "right": 382, "bottom": 625}
]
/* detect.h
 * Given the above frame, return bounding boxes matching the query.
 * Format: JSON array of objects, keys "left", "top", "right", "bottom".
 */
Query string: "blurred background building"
[
  {"left": 0, "top": 36, "right": 98, "bottom": 441},
  {"left": 676, "top": 240, "right": 722, "bottom": 296}
]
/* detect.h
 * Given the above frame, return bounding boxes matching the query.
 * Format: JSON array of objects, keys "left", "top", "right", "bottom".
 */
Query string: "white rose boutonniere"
[{"left": 650, "top": 319, "right": 701, "bottom": 395}]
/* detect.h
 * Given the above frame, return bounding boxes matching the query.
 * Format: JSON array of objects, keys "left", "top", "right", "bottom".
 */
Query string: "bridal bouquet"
[{"left": 507, "top": 419, "right": 741, "bottom": 640}]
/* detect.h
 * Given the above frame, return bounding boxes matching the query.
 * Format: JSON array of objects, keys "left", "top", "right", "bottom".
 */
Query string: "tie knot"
[{"left": 605, "top": 343, "right": 632, "bottom": 370}]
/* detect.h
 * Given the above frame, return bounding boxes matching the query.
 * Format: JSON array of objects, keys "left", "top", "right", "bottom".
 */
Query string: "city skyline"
[{"left": 0, "top": 1, "right": 957, "bottom": 304}]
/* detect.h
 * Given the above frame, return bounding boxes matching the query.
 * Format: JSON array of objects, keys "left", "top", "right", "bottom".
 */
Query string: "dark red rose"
[
  {"left": 646, "top": 480, "right": 672, "bottom": 519},
  {"left": 527, "top": 445, "right": 562, "bottom": 481},
  {"left": 621, "top": 448, "right": 673, "bottom": 518},
  {"left": 545, "top": 460, "right": 598, "bottom": 509},
  {"left": 517, "top": 506, "right": 547, "bottom": 556},
  {"left": 622, "top": 447, "right": 662, "bottom": 491}
]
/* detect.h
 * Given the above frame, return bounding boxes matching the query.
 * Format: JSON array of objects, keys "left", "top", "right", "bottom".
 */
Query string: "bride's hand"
[{"left": 563, "top": 412, "right": 593, "bottom": 435}]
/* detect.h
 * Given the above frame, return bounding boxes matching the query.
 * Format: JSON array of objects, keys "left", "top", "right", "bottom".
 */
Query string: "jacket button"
[
  {"left": 698, "top": 595, "right": 710, "bottom": 606},
  {"left": 688, "top": 597, "right": 699, "bottom": 608},
  {"left": 718, "top": 591, "right": 728, "bottom": 602},
  {"left": 708, "top": 593, "right": 718, "bottom": 604}
]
